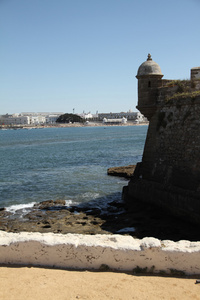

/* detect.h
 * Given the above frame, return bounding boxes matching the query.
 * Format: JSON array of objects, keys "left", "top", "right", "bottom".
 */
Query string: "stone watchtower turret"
[{"left": 136, "top": 54, "right": 163, "bottom": 120}]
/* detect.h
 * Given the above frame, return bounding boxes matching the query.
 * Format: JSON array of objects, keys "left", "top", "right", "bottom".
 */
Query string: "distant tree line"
[{"left": 56, "top": 113, "right": 84, "bottom": 123}]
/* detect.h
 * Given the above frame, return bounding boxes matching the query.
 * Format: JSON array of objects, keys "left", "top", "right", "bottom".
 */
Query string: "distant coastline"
[{"left": 0, "top": 121, "right": 148, "bottom": 130}]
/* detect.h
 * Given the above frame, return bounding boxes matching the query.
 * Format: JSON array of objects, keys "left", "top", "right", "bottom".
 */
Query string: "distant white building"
[
  {"left": 0, "top": 112, "right": 62, "bottom": 126},
  {"left": 103, "top": 117, "right": 127, "bottom": 124},
  {"left": 99, "top": 111, "right": 148, "bottom": 124},
  {"left": 30, "top": 115, "right": 46, "bottom": 125},
  {"left": 0, "top": 114, "right": 30, "bottom": 125},
  {"left": 45, "top": 114, "right": 60, "bottom": 124},
  {"left": 78, "top": 112, "right": 94, "bottom": 119},
  {"left": 135, "top": 112, "right": 148, "bottom": 123},
  {"left": 98, "top": 111, "right": 138, "bottom": 121}
]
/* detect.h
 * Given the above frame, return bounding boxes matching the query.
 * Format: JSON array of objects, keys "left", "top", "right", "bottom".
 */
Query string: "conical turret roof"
[{"left": 136, "top": 54, "right": 163, "bottom": 77}]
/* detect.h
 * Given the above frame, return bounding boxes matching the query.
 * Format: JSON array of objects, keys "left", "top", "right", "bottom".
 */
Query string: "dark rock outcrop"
[
  {"left": 34, "top": 199, "right": 66, "bottom": 210},
  {"left": 107, "top": 165, "right": 136, "bottom": 179}
]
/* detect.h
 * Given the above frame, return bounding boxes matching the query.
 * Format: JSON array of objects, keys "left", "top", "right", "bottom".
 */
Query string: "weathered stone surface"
[
  {"left": 124, "top": 56, "right": 200, "bottom": 224},
  {"left": 2, "top": 231, "right": 200, "bottom": 275},
  {"left": 124, "top": 97, "right": 200, "bottom": 224},
  {"left": 107, "top": 165, "right": 136, "bottom": 179}
]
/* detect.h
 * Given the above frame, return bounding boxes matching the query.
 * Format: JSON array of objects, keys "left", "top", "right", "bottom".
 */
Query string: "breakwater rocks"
[{"left": 1, "top": 198, "right": 200, "bottom": 241}]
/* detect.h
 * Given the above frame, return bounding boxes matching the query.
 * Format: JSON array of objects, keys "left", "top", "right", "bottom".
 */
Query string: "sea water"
[{"left": 0, "top": 125, "right": 147, "bottom": 213}]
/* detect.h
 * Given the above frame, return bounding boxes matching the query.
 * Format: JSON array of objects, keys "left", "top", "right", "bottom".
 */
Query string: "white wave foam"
[
  {"left": 6, "top": 202, "right": 36, "bottom": 214},
  {"left": 6, "top": 199, "right": 76, "bottom": 214},
  {"left": 64, "top": 199, "right": 75, "bottom": 206}
]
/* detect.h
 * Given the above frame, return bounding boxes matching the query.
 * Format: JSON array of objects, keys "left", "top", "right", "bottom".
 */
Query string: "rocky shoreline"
[
  {"left": 0, "top": 165, "right": 200, "bottom": 241},
  {"left": 1, "top": 196, "right": 200, "bottom": 241},
  {"left": 0, "top": 121, "right": 148, "bottom": 130}
]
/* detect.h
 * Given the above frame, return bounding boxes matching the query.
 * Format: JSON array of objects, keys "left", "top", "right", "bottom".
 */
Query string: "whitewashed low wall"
[{"left": 0, "top": 231, "right": 200, "bottom": 275}]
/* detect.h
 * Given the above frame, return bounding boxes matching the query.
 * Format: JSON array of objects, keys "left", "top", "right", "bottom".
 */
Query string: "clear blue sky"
[{"left": 1, "top": 0, "right": 200, "bottom": 115}]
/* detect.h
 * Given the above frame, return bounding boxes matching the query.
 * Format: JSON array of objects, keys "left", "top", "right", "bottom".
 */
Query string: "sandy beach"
[{"left": 0, "top": 266, "right": 200, "bottom": 300}]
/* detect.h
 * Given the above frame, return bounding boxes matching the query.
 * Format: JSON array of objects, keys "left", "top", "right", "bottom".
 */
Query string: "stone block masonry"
[
  {"left": 123, "top": 55, "right": 200, "bottom": 223},
  {"left": 1, "top": 231, "right": 200, "bottom": 275}
]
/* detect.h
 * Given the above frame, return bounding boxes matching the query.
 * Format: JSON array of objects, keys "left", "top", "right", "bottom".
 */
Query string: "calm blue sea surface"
[{"left": 0, "top": 125, "right": 147, "bottom": 212}]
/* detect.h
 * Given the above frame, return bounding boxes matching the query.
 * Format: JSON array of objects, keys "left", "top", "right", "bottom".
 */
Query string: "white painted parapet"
[{"left": 0, "top": 231, "right": 200, "bottom": 275}]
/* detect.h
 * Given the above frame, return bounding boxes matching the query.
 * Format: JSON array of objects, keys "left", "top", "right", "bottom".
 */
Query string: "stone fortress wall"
[{"left": 123, "top": 54, "right": 200, "bottom": 223}]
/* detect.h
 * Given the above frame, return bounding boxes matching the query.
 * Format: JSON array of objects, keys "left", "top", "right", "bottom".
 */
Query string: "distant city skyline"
[
  {"left": 0, "top": 110, "right": 145, "bottom": 126},
  {"left": 1, "top": 0, "right": 200, "bottom": 114},
  {"left": 0, "top": 108, "right": 136, "bottom": 116}
]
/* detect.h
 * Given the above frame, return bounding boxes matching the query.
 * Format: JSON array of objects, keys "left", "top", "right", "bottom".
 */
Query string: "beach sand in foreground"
[{"left": 0, "top": 266, "right": 200, "bottom": 300}]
